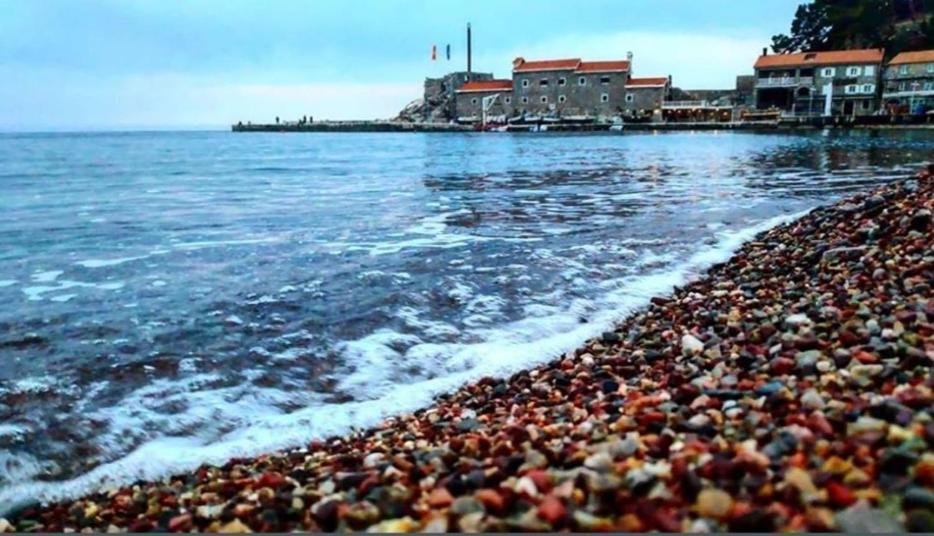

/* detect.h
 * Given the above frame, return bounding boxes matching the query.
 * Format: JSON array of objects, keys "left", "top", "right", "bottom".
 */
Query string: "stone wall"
[
  {"left": 512, "top": 70, "right": 629, "bottom": 119},
  {"left": 396, "top": 71, "right": 494, "bottom": 123},
  {"left": 455, "top": 91, "right": 513, "bottom": 121}
]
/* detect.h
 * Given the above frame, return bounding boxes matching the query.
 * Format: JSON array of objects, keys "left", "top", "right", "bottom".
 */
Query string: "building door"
[{"left": 843, "top": 100, "right": 854, "bottom": 117}]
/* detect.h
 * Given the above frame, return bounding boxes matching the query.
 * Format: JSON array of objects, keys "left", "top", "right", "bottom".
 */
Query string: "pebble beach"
[{"left": 6, "top": 164, "right": 934, "bottom": 533}]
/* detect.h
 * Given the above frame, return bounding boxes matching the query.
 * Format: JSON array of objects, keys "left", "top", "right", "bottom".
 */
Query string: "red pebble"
[
  {"left": 168, "top": 513, "right": 192, "bottom": 532},
  {"left": 807, "top": 412, "right": 834, "bottom": 437},
  {"left": 826, "top": 481, "right": 857, "bottom": 508},
  {"left": 129, "top": 519, "right": 154, "bottom": 533},
  {"left": 525, "top": 469, "right": 552, "bottom": 493},
  {"left": 853, "top": 351, "right": 878, "bottom": 364},
  {"left": 427, "top": 487, "right": 454, "bottom": 508},
  {"left": 112, "top": 493, "right": 133, "bottom": 512},
  {"left": 770, "top": 357, "right": 795, "bottom": 375},
  {"left": 256, "top": 471, "right": 285, "bottom": 489},
  {"left": 838, "top": 330, "right": 861, "bottom": 347},
  {"left": 475, "top": 489, "right": 505, "bottom": 513},
  {"left": 537, "top": 495, "right": 567, "bottom": 525}
]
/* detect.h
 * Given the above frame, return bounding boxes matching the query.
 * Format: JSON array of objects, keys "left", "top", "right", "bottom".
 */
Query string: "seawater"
[{"left": 0, "top": 129, "right": 931, "bottom": 509}]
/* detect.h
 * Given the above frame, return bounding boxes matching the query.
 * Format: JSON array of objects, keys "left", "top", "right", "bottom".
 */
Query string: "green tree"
[{"left": 771, "top": 0, "right": 933, "bottom": 56}]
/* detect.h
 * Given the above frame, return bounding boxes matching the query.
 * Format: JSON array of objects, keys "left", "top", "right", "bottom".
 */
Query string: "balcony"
[{"left": 756, "top": 76, "right": 813, "bottom": 88}]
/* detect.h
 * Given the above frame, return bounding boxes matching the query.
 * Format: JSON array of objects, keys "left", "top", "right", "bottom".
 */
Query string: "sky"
[{"left": 0, "top": 0, "right": 804, "bottom": 131}]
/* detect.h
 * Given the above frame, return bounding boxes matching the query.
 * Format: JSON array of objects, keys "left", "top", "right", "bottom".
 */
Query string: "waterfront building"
[
  {"left": 753, "top": 48, "right": 884, "bottom": 118},
  {"left": 882, "top": 49, "right": 934, "bottom": 115},
  {"left": 421, "top": 71, "right": 494, "bottom": 122},
  {"left": 623, "top": 77, "right": 671, "bottom": 122},
  {"left": 454, "top": 80, "right": 513, "bottom": 123},
  {"left": 511, "top": 57, "right": 632, "bottom": 121}
]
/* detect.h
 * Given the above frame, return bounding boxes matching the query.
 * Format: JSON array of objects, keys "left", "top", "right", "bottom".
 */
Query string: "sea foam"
[{"left": 0, "top": 210, "right": 807, "bottom": 515}]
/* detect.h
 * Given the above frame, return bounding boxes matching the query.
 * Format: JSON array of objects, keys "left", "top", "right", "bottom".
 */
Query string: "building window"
[
  {"left": 844, "top": 84, "right": 857, "bottom": 95},
  {"left": 861, "top": 100, "right": 871, "bottom": 110},
  {"left": 539, "top": 78, "right": 549, "bottom": 86},
  {"left": 470, "top": 98, "right": 478, "bottom": 105},
  {"left": 504, "top": 96, "right": 511, "bottom": 104},
  {"left": 600, "top": 93, "right": 609, "bottom": 102},
  {"left": 625, "top": 93, "right": 634, "bottom": 103},
  {"left": 558, "top": 95, "right": 566, "bottom": 103},
  {"left": 846, "top": 66, "right": 861, "bottom": 76},
  {"left": 861, "top": 83, "right": 874, "bottom": 94},
  {"left": 924, "top": 82, "right": 933, "bottom": 91},
  {"left": 864, "top": 65, "right": 875, "bottom": 76},
  {"left": 578, "top": 77, "right": 587, "bottom": 86},
  {"left": 927, "top": 63, "right": 934, "bottom": 74},
  {"left": 521, "top": 79, "right": 530, "bottom": 88},
  {"left": 821, "top": 67, "right": 836, "bottom": 77},
  {"left": 558, "top": 77, "right": 567, "bottom": 86},
  {"left": 540, "top": 96, "right": 548, "bottom": 103},
  {"left": 899, "top": 81, "right": 907, "bottom": 91},
  {"left": 900, "top": 65, "right": 909, "bottom": 75},
  {"left": 600, "top": 76, "right": 611, "bottom": 84},
  {"left": 521, "top": 96, "right": 529, "bottom": 104}
]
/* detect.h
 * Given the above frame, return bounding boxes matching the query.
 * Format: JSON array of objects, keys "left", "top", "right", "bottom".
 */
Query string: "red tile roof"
[
  {"left": 889, "top": 49, "right": 934, "bottom": 65},
  {"left": 577, "top": 60, "right": 631, "bottom": 73},
  {"left": 456, "top": 80, "right": 513, "bottom": 93},
  {"left": 754, "top": 48, "right": 884, "bottom": 69},
  {"left": 626, "top": 76, "right": 669, "bottom": 87},
  {"left": 513, "top": 58, "right": 582, "bottom": 72}
]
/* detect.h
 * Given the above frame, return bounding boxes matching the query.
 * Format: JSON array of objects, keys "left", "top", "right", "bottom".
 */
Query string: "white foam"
[
  {"left": 172, "top": 237, "right": 280, "bottom": 251},
  {"left": 0, "top": 280, "right": 16, "bottom": 288},
  {"left": 22, "top": 279, "right": 125, "bottom": 301},
  {"left": 31, "top": 270, "right": 62, "bottom": 283},
  {"left": 0, "top": 210, "right": 806, "bottom": 515},
  {"left": 75, "top": 256, "right": 149, "bottom": 268}
]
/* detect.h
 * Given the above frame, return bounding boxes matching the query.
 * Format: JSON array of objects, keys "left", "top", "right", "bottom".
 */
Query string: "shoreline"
[
  {"left": 7, "top": 166, "right": 934, "bottom": 532},
  {"left": 230, "top": 121, "right": 934, "bottom": 133}
]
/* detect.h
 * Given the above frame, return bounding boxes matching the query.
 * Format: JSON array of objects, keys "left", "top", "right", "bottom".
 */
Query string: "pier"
[{"left": 231, "top": 121, "right": 471, "bottom": 133}]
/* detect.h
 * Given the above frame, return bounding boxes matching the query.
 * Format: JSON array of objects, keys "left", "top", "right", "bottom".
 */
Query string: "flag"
[
  {"left": 446, "top": 44, "right": 451, "bottom": 61},
  {"left": 431, "top": 44, "right": 436, "bottom": 61}
]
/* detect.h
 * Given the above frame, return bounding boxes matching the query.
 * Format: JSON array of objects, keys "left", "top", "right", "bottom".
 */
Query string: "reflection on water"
[{"left": 0, "top": 129, "right": 930, "bottom": 505}]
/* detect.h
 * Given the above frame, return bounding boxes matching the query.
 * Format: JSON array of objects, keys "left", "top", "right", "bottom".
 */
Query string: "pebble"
[
  {"left": 696, "top": 488, "right": 733, "bottom": 519},
  {"left": 681, "top": 333, "right": 704, "bottom": 356}
]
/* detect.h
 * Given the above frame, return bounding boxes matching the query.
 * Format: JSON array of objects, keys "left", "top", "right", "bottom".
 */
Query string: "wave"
[{"left": 0, "top": 209, "right": 808, "bottom": 515}]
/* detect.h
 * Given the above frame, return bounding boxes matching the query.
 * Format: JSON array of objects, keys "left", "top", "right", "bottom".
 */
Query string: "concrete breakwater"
[
  {"left": 6, "top": 165, "right": 933, "bottom": 532},
  {"left": 231, "top": 121, "right": 471, "bottom": 133}
]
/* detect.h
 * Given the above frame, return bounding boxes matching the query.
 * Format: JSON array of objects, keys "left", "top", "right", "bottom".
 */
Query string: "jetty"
[{"left": 231, "top": 121, "right": 471, "bottom": 133}]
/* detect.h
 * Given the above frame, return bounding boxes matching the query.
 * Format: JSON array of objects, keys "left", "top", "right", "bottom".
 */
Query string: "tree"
[
  {"left": 771, "top": 0, "right": 933, "bottom": 56},
  {"left": 771, "top": 2, "right": 833, "bottom": 53}
]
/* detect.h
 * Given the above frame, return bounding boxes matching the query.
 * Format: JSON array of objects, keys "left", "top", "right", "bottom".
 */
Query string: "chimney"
[
  {"left": 467, "top": 23, "right": 472, "bottom": 81},
  {"left": 762, "top": 47, "right": 768, "bottom": 56}
]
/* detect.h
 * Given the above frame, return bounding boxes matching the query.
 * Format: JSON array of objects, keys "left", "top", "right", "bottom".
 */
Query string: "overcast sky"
[{"left": 0, "top": 0, "right": 802, "bottom": 131}]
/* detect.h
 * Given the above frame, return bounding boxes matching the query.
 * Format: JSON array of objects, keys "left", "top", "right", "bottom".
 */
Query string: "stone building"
[
  {"left": 882, "top": 49, "right": 934, "bottom": 115},
  {"left": 753, "top": 48, "right": 884, "bottom": 118},
  {"left": 623, "top": 77, "right": 670, "bottom": 121},
  {"left": 454, "top": 80, "right": 513, "bottom": 123},
  {"left": 511, "top": 57, "right": 632, "bottom": 120},
  {"left": 420, "top": 71, "right": 494, "bottom": 122}
]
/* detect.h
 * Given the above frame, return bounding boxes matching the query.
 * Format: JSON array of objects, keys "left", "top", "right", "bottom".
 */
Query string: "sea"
[{"left": 0, "top": 129, "right": 931, "bottom": 509}]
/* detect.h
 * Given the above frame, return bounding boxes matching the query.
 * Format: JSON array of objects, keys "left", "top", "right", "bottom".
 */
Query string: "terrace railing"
[{"left": 755, "top": 76, "right": 812, "bottom": 88}]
